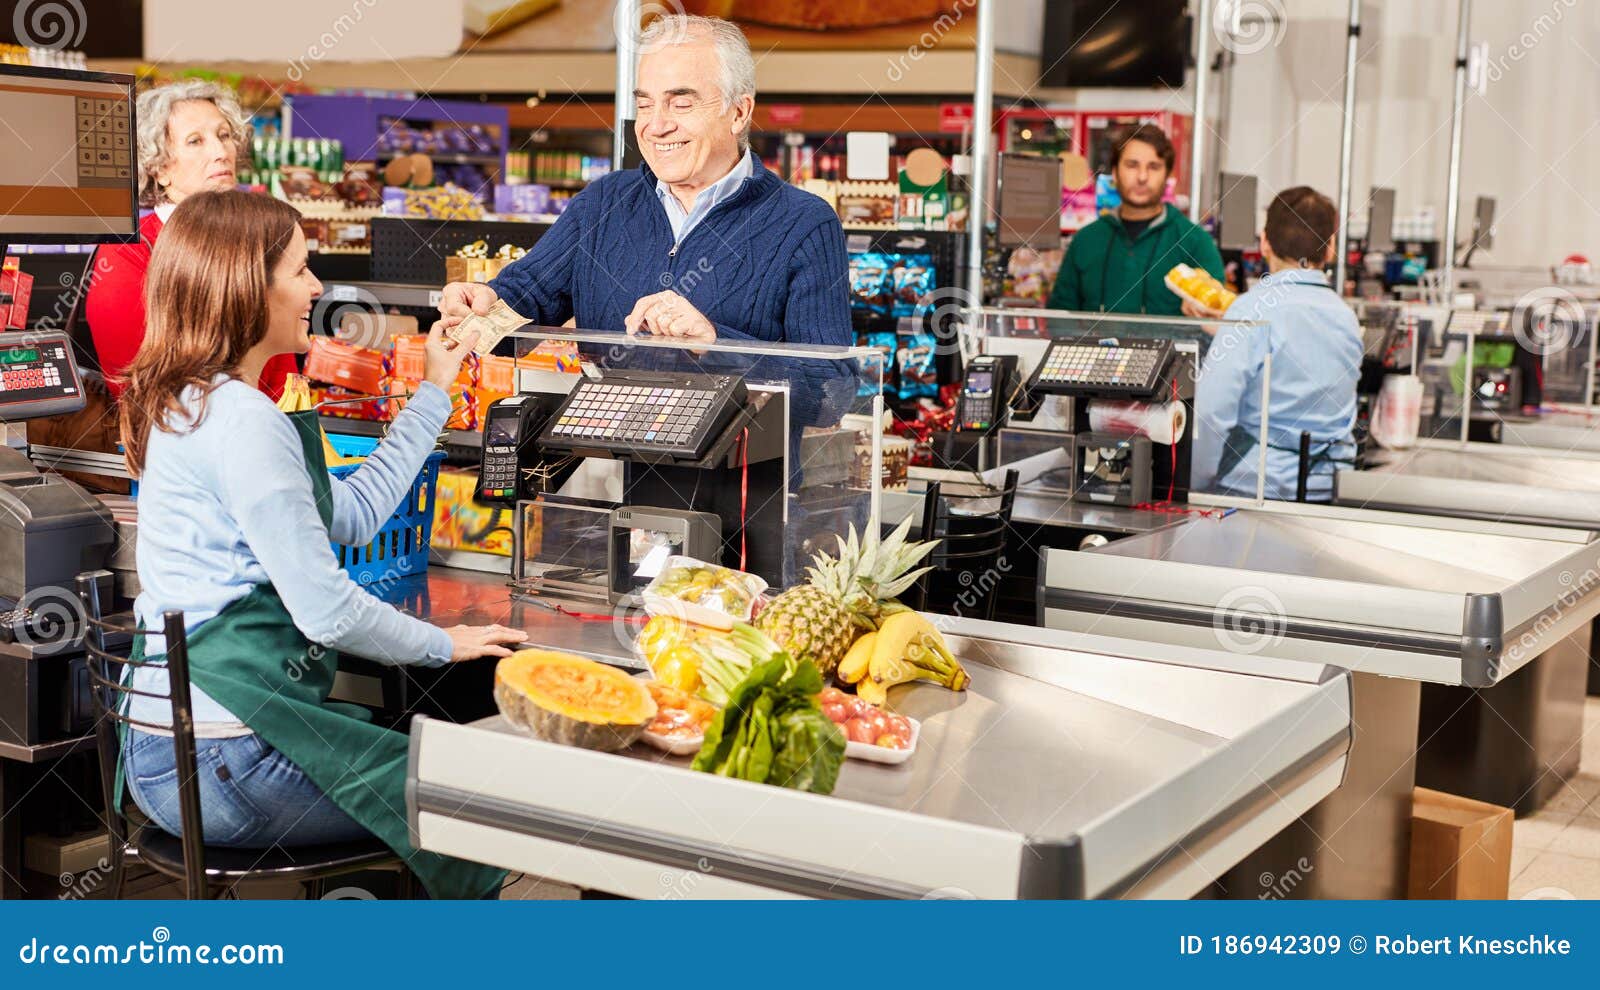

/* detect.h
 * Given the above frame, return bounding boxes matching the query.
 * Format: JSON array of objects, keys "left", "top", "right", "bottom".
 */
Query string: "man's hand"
[
  {"left": 624, "top": 290, "right": 716, "bottom": 343},
  {"left": 1181, "top": 297, "right": 1227, "bottom": 320},
  {"left": 439, "top": 281, "right": 499, "bottom": 331}
]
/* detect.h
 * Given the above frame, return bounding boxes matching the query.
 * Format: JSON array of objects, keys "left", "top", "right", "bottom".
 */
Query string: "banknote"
[{"left": 447, "top": 298, "right": 528, "bottom": 356}]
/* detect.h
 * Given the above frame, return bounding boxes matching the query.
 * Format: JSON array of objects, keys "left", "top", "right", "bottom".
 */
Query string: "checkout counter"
[{"left": 399, "top": 329, "right": 1363, "bottom": 899}]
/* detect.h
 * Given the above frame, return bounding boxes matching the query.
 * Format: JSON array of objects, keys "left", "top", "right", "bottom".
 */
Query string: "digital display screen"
[
  {"left": 1, "top": 348, "right": 39, "bottom": 365},
  {"left": 0, "top": 67, "right": 139, "bottom": 241},
  {"left": 486, "top": 414, "right": 518, "bottom": 446},
  {"left": 965, "top": 370, "right": 992, "bottom": 393}
]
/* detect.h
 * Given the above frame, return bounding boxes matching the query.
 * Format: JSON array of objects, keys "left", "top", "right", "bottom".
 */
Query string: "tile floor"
[{"left": 1509, "top": 697, "right": 1600, "bottom": 899}]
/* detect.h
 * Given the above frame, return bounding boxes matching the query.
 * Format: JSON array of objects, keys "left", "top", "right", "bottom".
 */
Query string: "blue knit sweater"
[{"left": 489, "top": 154, "right": 852, "bottom": 347}]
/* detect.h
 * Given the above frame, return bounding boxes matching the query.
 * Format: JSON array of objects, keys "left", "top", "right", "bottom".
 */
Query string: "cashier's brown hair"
[{"left": 120, "top": 190, "right": 301, "bottom": 476}]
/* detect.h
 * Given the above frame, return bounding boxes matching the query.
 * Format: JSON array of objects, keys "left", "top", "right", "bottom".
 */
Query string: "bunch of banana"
[
  {"left": 836, "top": 611, "right": 968, "bottom": 708},
  {"left": 276, "top": 374, "right": 360, "bottom": 467}
]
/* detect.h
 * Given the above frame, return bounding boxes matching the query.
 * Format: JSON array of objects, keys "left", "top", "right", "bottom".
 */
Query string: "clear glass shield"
[
  {"left": 968, "top": 306, "right": 1271, "bottom": 507},
  {"left": 500, "top": 328, "right": 885, "bottom": 596}
]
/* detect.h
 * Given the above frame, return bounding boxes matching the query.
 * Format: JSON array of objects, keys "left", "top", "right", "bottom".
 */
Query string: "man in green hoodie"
[{"left": 1047, "top": 124, "right": 1225, "bottom": 317}]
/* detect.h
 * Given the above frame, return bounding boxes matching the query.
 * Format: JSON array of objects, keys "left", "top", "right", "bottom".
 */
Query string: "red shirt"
[{"left": 86, "top": 210, "right": 298, "bottom": 400}]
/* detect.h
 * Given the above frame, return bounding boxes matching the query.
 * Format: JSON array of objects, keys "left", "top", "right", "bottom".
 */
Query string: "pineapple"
[{"left": 756, "top": 518, "right": 936, "bottom": 676}]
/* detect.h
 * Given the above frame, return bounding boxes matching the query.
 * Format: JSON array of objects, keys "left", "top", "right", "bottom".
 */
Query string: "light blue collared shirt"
[
  {"left": 655, "top": 150, "right": 754, "bottom": 245},
  {"left": 1192, "top": 267, "right": 1364, "bottom": 500}
]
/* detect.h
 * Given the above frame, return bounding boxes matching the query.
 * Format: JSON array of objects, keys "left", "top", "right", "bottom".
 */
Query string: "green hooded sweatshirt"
[{"left": 1047, "top": 203, "right": 1225, "bottom": 316}]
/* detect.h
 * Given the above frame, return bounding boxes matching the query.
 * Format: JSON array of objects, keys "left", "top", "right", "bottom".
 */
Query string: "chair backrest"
[
  {"left": 911, "top": 469, "right": 1020, "bottom": 620},
  {"left": 76, "top": 570, "right": 209, "bottom": 900}
]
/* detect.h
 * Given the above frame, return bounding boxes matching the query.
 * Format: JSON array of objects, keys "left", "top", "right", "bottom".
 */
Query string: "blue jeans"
[{"left": 124, "top": 729, "right": 372, "bottom": 848}]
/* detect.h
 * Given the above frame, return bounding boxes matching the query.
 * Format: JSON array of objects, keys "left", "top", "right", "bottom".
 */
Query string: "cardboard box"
[{"left": 1408, "top": 787, "right": 1513, "bottom": 899}]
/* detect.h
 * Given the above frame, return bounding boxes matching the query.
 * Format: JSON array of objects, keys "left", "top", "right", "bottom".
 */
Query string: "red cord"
[
  {"left": 1166, "top": 374, "right": 1179, "bottom": 503},
  {"left": 738, "top": 427, "right": 749, "bottom": 571},
  {"left": 549, "top": 604, "right": 647, "bottom": 623}
]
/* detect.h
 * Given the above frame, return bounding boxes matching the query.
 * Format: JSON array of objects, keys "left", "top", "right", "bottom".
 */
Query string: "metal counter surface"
[
  {"left": 1338, "top": 444, "right": 1600, "bottom": 528},
  {"left": 402, "top": 568, "right": 1351, "bottom": 899},
  {"left": 1038, "top": 501, "right": 1600, "bottom": 686}
]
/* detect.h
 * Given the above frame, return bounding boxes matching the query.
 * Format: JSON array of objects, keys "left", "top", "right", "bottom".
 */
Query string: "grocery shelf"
[{"left": 381, "top": 151, "right": 502, "bottom": 165}]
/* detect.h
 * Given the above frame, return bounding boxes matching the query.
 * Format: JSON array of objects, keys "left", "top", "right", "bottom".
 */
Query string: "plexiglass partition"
[
  {"left": 496, "top": 328, "right": 885, "bottom": 597},
  {"left": 1406, "top": 305, "right": 1600, "bottom": 452},
  {"left": 967, "top": 307, "right": 1273, "bottom": 505}
]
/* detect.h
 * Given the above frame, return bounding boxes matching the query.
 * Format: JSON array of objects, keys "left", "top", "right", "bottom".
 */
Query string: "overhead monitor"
[
  {"left": 0, "top": 64, "right": 138, "bottom": 245},
  {"left": 1471, "top": 196, "right": 1496, "bottom": 251},
  {"left": 997, "top": 153, "right": 1063, "bottom": 251},
  {"left": 1367, "top": 187, "right": 1396, "bottom": 253},
  {"left": 1216, "top": 173, "right": 1258, "bottom": 251}
]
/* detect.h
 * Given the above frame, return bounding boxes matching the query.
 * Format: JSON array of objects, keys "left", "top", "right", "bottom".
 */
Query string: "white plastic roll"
[{"left": 1086, "top": 399, "right": 1188, "bottom": 445}]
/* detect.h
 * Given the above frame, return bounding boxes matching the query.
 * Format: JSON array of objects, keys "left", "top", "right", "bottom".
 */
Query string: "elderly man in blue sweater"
[{"left": 440, "top": 14, "right": 850, "bottom": 348}]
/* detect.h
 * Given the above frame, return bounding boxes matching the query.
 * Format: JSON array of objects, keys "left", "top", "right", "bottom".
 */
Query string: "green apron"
[{"left": 129, "top": 408, "right": 505, "bottom": 899}]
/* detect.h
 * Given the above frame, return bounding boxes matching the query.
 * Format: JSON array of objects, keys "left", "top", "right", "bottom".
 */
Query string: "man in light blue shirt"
[
  {"left": 656, "top": 146, "right": 753, "bottom": 245},
  {"left": 1193, "top": 186, "right": 1363, "bottom": 501}
]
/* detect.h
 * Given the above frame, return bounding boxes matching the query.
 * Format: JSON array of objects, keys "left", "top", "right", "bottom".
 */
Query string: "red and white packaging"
[{"left": 0, "top": 258, "right": 33, "bottom": 331}]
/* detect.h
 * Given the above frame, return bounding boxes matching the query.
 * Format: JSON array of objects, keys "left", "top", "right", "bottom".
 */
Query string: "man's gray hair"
[
  {"left": 638, "top": 14, "right": 756, "bottom": 149},
  {"left": 135, "top": 79, "right": 252, "bottom": 207}
]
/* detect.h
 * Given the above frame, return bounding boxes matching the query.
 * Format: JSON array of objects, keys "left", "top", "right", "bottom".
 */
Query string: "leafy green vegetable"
[{"left": 691, "top": 632, "right": 846, "bottom": 795}]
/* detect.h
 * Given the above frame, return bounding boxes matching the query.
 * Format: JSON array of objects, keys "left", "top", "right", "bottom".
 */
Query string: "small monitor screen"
[
  {"left": 965, "top": 369, "right": 993, "bottom": 393},
  {"left": 486, "top": 415, "right": 518, "bottom": 446},
  {"left": 848, "top": 251, "right": 937, "bottom": 320},
  {"left": 1217, "top": 174, "right": 1258, "bottom": 251},
  {"left": 0, "top": 66, "right": 138, "bottom": 242},
  {"left": 1367, "top": 187, "right": 1396, "bottom": 252},
  {"left": 1473, "top": 196, "right": 1496, "bottom": 250}
]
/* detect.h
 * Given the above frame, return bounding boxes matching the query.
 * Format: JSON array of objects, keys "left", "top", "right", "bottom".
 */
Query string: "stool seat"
[{"left": 131, "top": 822, "right": 399, "bottom": 884}]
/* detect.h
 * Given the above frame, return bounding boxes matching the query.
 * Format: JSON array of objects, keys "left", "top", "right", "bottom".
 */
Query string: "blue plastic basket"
[{"left": 326, "top": 433, "right": 444, "bottom": 585}]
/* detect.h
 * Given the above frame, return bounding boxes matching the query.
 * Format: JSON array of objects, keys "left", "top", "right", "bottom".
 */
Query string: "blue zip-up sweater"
[{"left": 489, "top": 152, "right": 851, "bottom": 347}]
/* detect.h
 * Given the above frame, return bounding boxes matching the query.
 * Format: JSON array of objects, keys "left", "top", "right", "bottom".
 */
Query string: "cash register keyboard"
[
  {"left": 540, "top": 371, "right": 746, "bottom": 462},
  {"left": 1029, "top": 337, "right": 1173, "bottom": 398}
]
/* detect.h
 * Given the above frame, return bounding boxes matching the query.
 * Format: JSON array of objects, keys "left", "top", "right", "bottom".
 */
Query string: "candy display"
[
  {"left": 398, "top": 184, "right": 485, "bottom": 220},
  {"left": 894, "top": 332, "right": 938, "bottom": 400}
]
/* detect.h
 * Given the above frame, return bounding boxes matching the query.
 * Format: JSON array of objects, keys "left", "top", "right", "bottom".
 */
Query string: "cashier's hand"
[
  {"left": 423, "top": 320, "right": 479, "bottom": 390},
  {"left": 624, "top": 290, "right": 716, "bottom": 343},
  {"left": 438, "top": 281, "right": 499, "bottom": 331},
  {"left": 444, "top": 624, "right": 527, "bottom": 662}
]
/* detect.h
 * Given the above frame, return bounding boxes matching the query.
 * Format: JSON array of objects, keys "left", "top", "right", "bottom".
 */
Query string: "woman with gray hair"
[{"left": 86, "top": 79, "right": 298, "bottom": 399}]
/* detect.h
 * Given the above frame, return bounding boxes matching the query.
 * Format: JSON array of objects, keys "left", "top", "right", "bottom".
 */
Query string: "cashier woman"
[
  {"left": 117, "top": 190, "right": 521, "bottom": 898},
  {"left": 1192, "top": 187, "right": 1363, "bottom": 501},
  {"left": 438, "top": 14, "right": 851, "bottom": 347}
]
